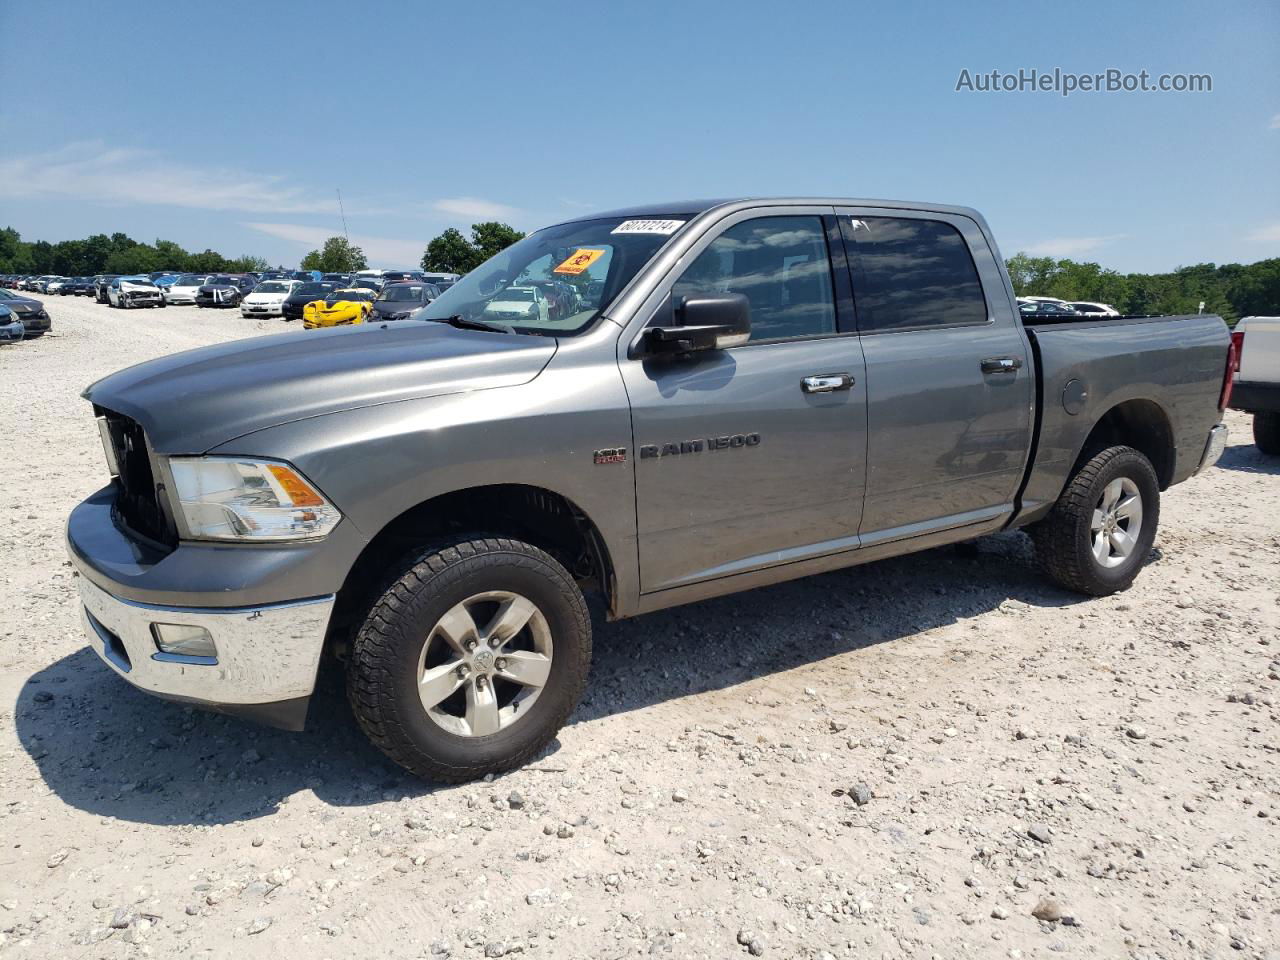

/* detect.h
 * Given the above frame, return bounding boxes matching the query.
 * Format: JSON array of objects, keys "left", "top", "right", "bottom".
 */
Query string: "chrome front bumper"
[
  {"left": 78, "top": 576, "right": 334, "bottom": 729},
  {"left": 1196, "top": 423, "right": 1228, "bottom": 474}
]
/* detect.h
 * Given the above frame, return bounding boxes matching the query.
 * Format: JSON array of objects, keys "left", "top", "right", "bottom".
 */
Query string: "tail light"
[
  {"left": 1219, "top": 338, "right": 1237, "bottom": 411},
  {"left": 1230, "top": 329, "right": 1244, "bottom": 372}
]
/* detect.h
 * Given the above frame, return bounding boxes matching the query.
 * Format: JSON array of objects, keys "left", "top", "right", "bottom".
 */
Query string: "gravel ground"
[{"left": 1, "top": 294, "right": 1277, "bottom": 959}]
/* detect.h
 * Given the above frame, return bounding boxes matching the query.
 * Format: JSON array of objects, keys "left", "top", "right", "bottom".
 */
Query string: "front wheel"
[
  {"left": 1032, "top": 445, "right": 1160, "bottom": 596},
  {"left": 1255, "top": 412, "right": 1280, "bottom": 455},
  {"left": 347, "top": 537, "right": 591, "bottom": 782}
]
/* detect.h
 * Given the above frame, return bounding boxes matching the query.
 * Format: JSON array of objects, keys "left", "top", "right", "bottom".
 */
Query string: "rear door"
[
  {"left": 621, "top": 208, "right": 869, "bottom": 593},
  {"left": 835, "top": 209, "right": 1033, "bottom": 542}
]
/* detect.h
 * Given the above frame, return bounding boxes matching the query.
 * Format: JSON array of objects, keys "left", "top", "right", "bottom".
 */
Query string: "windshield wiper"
[{"left": 426, "top": 314, "right": 515, "bottom": 334}]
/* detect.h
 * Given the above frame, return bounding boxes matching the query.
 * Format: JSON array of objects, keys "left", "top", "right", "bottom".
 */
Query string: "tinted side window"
[
  {"left": 842, "top": 217, "right": 987, "bottom": 331},
  {"left": 671, "top": 216, "right": 837, "bottom": 342}
]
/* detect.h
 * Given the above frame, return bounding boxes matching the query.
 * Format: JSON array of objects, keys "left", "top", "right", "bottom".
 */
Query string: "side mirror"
[{"left": 645, "top": 293, "right": 751, "bottom": 355}]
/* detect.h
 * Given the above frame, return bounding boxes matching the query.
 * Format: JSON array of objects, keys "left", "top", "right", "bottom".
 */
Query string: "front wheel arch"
[{"left": 327, "top": 484, "right": 617, "bottom": 656}]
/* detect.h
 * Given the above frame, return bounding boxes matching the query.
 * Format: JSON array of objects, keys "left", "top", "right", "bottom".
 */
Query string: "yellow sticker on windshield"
[{"left": 553, "top": 248, "right": 606, "bottom": 275}]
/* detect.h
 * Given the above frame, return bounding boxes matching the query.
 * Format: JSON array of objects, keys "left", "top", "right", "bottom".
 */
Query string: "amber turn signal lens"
[{"left": 267, "top": 465, "right": 325, "bottom": 506}]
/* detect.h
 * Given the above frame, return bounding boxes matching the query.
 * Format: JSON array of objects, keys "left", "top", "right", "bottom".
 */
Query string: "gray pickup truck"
[{"left": 68, "top": 198, "right": 1233, "bottom": 781}]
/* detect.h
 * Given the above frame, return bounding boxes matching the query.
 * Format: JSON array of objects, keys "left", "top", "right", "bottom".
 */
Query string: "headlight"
[{"left": 167, "top": 457, "right": 341, "bottom": 541}]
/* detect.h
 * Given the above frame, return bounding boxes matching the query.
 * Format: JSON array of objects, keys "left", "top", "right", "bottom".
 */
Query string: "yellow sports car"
[{"left": 303, "top": 288, "right": 377, "bottom": 329}]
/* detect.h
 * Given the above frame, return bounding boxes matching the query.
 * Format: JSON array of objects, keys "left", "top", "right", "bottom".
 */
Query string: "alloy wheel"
[
  {"left": 415, "top": 590, "right": 554, "bottom": 737},
  {"left": 1090, "top": 477, "right": 1143, "bottom": 568}
]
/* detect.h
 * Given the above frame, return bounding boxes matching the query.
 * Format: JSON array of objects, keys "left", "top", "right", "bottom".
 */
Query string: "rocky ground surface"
[{"left": 0, "top": 294, "right": 1277, "bottom": 959}]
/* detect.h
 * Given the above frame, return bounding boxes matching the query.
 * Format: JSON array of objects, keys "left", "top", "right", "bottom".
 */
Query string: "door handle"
[
  {"left": 801, "top": 373, "right": 854, "bottom": 393},
  {"left": 980, "top": 357, "right": 1023, "bottom": 374}
]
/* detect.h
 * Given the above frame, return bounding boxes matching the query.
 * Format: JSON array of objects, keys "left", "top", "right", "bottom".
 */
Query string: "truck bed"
[{"left": 1014, "top": 313, "right": 1230, "bottom": 524}]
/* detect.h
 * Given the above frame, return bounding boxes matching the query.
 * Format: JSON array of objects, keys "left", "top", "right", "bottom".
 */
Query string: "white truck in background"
[{"left": 1230, "top": 316, "right": 1280, "bottom": 453}]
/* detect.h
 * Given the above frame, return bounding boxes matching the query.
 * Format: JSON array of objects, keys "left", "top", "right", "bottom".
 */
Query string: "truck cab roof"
[{"left": 558, "top": 197, "right": 987, "bottom": 225}]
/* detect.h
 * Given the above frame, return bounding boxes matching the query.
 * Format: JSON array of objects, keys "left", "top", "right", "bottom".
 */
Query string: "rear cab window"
[{"left": 839, "top": 216, "right": 989, "bottom": 332}]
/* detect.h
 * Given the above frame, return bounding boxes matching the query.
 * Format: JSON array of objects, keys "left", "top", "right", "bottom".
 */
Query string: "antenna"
[{"left": 336, "top": 188, "right": 349, "bottom": 241}]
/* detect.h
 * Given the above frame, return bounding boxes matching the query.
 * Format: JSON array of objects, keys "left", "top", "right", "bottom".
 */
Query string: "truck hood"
[{"left": 84, "top": 321, "right": 558, "bottom": 453}]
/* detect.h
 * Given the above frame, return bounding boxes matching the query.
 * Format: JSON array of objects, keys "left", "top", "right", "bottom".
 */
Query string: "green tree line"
[
  {"left": 0, "top": 227, "right": 269, "bottom": 276},
  {"left": 421, "top": 222, "right": 525, "bottom": 274},
  {"left": 1006, "top": 253, "right": 1279, "bottom": 323}
]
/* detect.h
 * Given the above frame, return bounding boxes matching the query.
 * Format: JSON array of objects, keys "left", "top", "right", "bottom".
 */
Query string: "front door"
[{"left": 621, "top": 212, "right": 869, "bottom": 594}]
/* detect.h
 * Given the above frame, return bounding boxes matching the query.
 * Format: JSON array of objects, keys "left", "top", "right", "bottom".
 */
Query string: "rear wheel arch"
[{"left": 1072, "top": 398, "right": 1176, "bottom": 490}]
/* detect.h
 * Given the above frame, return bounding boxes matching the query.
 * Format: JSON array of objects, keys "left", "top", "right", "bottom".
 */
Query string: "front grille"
[{"left": 96, "top": 408, "right": 178, "bottom": 552}]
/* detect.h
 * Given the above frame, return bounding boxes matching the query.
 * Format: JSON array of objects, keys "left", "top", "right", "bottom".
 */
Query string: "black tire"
[
  {"left": 1254, "top": 412, "right": 1280, "bottom": 455},
  {"left": 347, "top": 536, "right": 591, "bottom": 782},
  {"left": 1032, "top": 445, "right": 1160, "bottom": 596},
  {"left": 24, "top": 332, "right": 44, "bottom": 339}
]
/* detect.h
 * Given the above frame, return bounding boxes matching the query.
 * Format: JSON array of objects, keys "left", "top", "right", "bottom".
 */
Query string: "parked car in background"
[
  {"left": 371, "top": 281, "right": 440, "bottom": 321},
  {"left": 321, "top": 273, "right": 356, "bottom": 286},
  {"left": 93, "top": 275, "right": 121, "bottom": 302},
  {"left": 1018, "top": 298, "right": 1080, "bottom": 318},
  {"left": 292, "top": 270, "right": 323, "bottom": 282},
  {"left": 240, "top": 279, "right": 300, "bottom": 318},
  {"left": 108, "top": 276, "right": 166, "bottom": 309},
  {"left": 46, "top": 277, "right": 71, "bottom": 295},
  {"left": 422, "top": 272, "right": 460, "bottom": 290},
  {"left": 1228, "top": 316, "right": 1280, "bottom": 454},
  {"left": 194, "top": 275, "right": 255, "bottom": 308},
  {"left": 1066, "top": 301, "right": 1120, "bottom": 317},
  {"left": 163, "top": 274, "right": 211, "bottom": 305},
  {"left": 0, "top": 305, "right": 23, "bottom": 343},
  {"left": 281, "top": 281, "right": 339, "bottom": 322},
  {"left": 0, "top": 288, "right": 52, "bottom": 337},
  {"left": 67, "top": 277, "right": 96, "bottom": 296},
  {"left": 381, "top": 270, "right": 426, "bottom": 284},
  {"left": 482, "top": 284, "right": 549, "bottom": 323},
  {"left": 302, "top": 287, "right": 376, "bottom": 328},
  {"left": 1020, "top": 295, "right": 1069, "bottom": 305},
  {"left": 155, "top": 274, "right": 182, "bottom": 292},
  {"left": 351, "top": 278, "right": 383, "bottom": 293}
]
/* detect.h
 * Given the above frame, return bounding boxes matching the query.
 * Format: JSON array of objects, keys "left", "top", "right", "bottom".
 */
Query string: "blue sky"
[{"left": 1, "top": 0, "right": 1276, "bottom": 272}]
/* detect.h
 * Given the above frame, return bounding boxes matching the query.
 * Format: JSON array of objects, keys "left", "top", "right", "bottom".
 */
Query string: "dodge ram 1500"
[{"left": 68, "top": 198, "right": 1234, "bottom": 781}]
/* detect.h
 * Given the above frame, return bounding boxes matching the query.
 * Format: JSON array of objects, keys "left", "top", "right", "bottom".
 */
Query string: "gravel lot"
[{"left": 1, "top": 294, "right": 1277, "bottom": 959}]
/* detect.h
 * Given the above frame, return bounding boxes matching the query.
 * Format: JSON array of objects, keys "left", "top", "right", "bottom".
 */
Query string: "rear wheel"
[
  {"left": 347, "top": 537, "right": 591, "bottom": 782},
  {"left": 1255, "top": 412, "right": 1280, "bottom": 455},
  {"left": 1032, "top": 445, "right": 1160, "bottom": 596}
]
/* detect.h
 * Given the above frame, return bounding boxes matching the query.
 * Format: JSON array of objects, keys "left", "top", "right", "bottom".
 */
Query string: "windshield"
[
  {"left": 254, "top": 281, "right": 291, "bottom": 293},
  {"left": 295, "top": 282, "right": 337, "bottom": 297},
  {"left": 418, "top": 216, "right": 688, "bottom": 336},
  {"left": 378, "top": 285, "right": 429, "bottom": 302}
]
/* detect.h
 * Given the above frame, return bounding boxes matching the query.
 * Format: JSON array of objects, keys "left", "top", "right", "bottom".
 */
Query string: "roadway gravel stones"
[{"left": 1, "top": 298, "right": 1277, "bottom": 958}]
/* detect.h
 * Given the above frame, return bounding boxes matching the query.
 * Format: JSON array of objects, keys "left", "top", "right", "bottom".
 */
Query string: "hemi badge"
[{"left": 593, "top": 447, "right": 627, "bottom": 465}]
